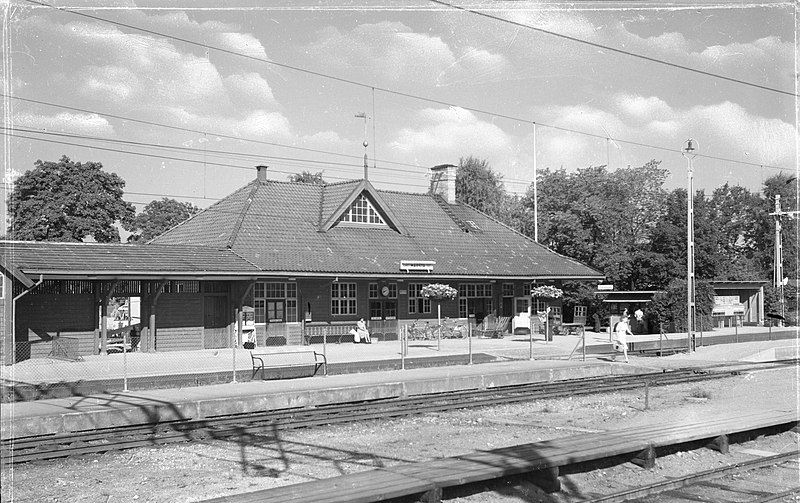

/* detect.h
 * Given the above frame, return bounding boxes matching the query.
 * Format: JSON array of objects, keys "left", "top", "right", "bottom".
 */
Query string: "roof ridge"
[
  {"left": 456, "top": 201, "right": 604, "bottom": 276},
  {"left": 149, "top": 180, "right": 258, "bottom": 244},
  {"left": 227, "top": 182, "right": 262, "bottom": 249},
  {"left": 323, "top": 179, "right": 361, "bottom": 187}
]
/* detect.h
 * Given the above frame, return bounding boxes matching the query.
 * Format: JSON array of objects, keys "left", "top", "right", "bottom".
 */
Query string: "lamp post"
[{"left": 682, "top": 139, "right": 698, "bottom": 352}]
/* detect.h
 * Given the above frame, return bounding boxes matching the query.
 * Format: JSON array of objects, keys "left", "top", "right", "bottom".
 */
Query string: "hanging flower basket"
[
  {"left": 421, "top": 283, "right": 458, "bottom": 300},
  {"left": 531, "top": 285, "right": 563, "bottom": 299}
]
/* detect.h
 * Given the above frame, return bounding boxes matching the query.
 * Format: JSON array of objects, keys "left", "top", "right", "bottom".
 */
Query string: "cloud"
[
  {"left": 15, "top": 112, "right": 115, "bottom": 136},
  {"left": 166, "top": 108, "right": 293, "bottom": 140},
  {"left": 215, "top": 32, "right": 268, "bottom": 59},
  {"left": 308, "top": 22, "right": 455, "bottom": 84},
  {"left": 223, "top": 72, "right": 278, "bottom": 108},
  {"left": 307, "top": 22, "right": 510, "bottom": 86},
  {"left": 534, "top": 94, "right": 796, "bottom": 177}
]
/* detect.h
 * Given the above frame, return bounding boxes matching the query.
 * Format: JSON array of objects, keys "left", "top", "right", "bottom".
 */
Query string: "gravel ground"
[{"left": 2, "top": 343, "right": 798, "bottom": 503}]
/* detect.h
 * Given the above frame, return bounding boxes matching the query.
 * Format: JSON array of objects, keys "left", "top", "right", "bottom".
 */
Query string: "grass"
[{"left": 688, "top": 386, "right": 712, "bottom": 399}]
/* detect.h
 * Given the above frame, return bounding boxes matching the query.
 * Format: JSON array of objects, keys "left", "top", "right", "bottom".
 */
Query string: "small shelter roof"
[{"left": 0, "top": 241, "right": 261, "bottom": 279}]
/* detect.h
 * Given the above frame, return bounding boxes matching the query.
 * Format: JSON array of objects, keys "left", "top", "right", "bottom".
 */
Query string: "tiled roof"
[
  {"left": 0, "top": 241, "right": 261, "bottom": 277},
  {"left": 151, "top": 178, "right": 603, "bottom": 279}
]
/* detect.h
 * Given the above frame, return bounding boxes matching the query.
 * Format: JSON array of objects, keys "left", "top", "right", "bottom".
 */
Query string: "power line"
[
  {"left": 2, "top": 131, "right": 431, "bottom": 190},
  {"left": 5, "top": 95, "right": 426, "bottom": 171},
  {"left": 4, "top": 126, "right": 438, "bottom": 178},
  {"left": 430, "top": 0, "right": 795, "bottom": 97},
  {"left": 20, "top": 2, "right": 791, "bottom": 172}
]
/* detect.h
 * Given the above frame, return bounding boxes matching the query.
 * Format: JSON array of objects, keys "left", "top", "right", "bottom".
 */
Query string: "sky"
[{"left": 3, "top": 0, "right": 798, "bottom": 230}]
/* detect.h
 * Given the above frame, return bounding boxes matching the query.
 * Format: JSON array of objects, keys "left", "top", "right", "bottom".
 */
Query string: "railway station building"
[{"left": 0, "top": 164, "right": 603, "bottom": 364}]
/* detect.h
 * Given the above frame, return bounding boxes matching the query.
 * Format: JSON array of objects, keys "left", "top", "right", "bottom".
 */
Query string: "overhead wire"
[
  {"left": 5, "top": 95, "right": 426, "bottom": 171},
  {"left": 18, "top": 0, "right": 791, "bottom": 173},
  {"left": 1, "top": 131, "right": 430, "bottom": 190},
  {"left": 430, "top": 0, "right": 795, "bottom": 97}
]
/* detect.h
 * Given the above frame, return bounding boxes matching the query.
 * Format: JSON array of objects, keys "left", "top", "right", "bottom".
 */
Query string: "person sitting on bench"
[{"left": 351, "top": 318, "right": 371, "bottom": 344}]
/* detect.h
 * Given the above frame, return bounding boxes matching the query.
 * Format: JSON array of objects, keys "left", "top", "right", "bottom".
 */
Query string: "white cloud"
[
  {"left": 616, "top": 94, "right": 674, "bottom": 123},
  {"left": 387, "top": 107, "right": 530, "bottom": 185},
  {"left": 223, "top": 72, "right": 278, "bottom": 108},
  {"left": 310, "top": 22, "right": 455, "bottom": 83},
  {"left": 214, "top": 32, "right": 268, "bottom": 59},
  {"left": 166, "top": 108, "right": 293, "bottom": 140},
  {"left": 15, "top": 112, "right": 115, "bottom": 136},
  {"left": 534, "top": 94, "right": 796, "bottom": 176}
]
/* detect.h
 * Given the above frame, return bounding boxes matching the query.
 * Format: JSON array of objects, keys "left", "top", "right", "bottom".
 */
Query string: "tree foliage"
[
  {"left": 125, "top": 198, "right": 200, "bottom": 243},
  {"left": 8, "top": 156, "right": 134, "bottom": 243},
  {"left": 289, "top": 171, "right": 326, "bottom": 185},
  {"left": 648, "top": 279, "right": 716, "bottom": 332}
]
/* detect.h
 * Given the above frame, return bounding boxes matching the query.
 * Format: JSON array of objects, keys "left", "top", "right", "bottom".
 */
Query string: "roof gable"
[{"left": 319, "top": 180, "right": 408, "bottom": 234}]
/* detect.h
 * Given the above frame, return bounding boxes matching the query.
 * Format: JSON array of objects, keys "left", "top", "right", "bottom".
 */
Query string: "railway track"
[
  {"left": 586, "top": 450, "right": 800, "bottom": 503},
  {"left": 2, "top": 359, "right": 797, "bottom": 465}
]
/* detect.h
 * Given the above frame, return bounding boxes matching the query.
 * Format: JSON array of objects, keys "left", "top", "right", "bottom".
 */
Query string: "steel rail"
[
  {"left": 2, "top": 360, "right": 797, "bottom": 464},
  {"left": 584, "top": 451, "right": 800, "bottom": 503}
]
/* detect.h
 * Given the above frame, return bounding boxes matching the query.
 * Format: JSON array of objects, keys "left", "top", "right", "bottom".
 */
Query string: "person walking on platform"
[{"left": 613, "top": 315, "right": 633, "bottom": 363}]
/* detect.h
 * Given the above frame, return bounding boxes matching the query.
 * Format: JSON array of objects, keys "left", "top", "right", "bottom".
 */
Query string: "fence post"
[
  {"left": 659, "top": 324, "right": 663, "bottom": 356},
  {"left": 123, "top": 330, "right": 129, "bottom": 392},
  {"left": 231, "top": 325, "right": 237, "bottom": 383},
  {"left": 468, "top": 322, "right": 473, "bottom": 365},
  {"left": 644, "top": 380, "right": 650, "bottom": 410},
  {"left": 581, "top": 328, "right": 586, "bottom": 362},
  {"left": 323, "top": 326, "right": 328, "bottom": 370},
  {"left": 400, "top": 325, "right": 405, "bottom": 370},
  {"left": 528, "top": 324, "right": 533, "bottom": 360}
]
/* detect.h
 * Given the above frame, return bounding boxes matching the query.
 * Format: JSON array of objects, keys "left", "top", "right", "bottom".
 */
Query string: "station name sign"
[{"left": 400, "top": 260, "right": 436, "bottom": 273}]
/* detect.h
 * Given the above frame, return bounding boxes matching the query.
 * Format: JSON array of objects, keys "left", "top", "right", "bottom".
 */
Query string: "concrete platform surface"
[{"left": 2, "top": 358, "right": 651, "bottom": 439}]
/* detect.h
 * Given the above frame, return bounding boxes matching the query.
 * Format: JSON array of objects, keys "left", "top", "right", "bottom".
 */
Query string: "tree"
[
  {"left": 289, "top": 171, "right": 326, "bottom": 185},
  {"left": 125, "top": 198, "right": 200, "bottom": 243},
  {"left": 648, "top": 278, "right": 716, "bottom": 332},
  {"left": 8, "top": 156, "right": 134, "bottom": 242},
  {"left": 455, "top": 157, "right": 508, "bottom": 219},
  {"left": 524, "top": 161, "right": 668, "bottom": 289}
]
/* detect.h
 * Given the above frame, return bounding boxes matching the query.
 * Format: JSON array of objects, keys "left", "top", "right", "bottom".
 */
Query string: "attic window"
[
  {"left": 339, "top": 194, "right": 386, "bottom": 225},
  {"left": 465, "top": 220, "right": 481, "bottom": 231}
]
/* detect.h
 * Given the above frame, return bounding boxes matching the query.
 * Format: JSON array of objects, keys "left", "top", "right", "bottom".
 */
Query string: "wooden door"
[{"left": 203, "top": 296, "right": 229, "bottom": 349}]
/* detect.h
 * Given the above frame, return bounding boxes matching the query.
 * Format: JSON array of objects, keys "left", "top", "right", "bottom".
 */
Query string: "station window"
[
  {"left": 331, "top": 282, "right": 357, "bottom": 315},
  {"left": 408, "top": 283, "right": 431, "bottom": 315}
]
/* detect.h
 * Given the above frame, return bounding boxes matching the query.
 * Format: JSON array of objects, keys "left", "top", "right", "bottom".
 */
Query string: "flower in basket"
[
  {"left": 420, "top": 283, "right": 458, "bottom": 300},
  {"left": 530, "top": 285, "right": 563, "bottom": 299}
]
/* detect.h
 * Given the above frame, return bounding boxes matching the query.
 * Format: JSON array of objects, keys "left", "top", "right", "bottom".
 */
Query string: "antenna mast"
[{"left": 355, "top": 112, "right": 369, "bottom": 180}]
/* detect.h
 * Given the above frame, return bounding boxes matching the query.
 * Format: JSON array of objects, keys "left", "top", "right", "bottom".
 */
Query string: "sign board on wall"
[{"left": 713, "top": 295, "right": 745, "bottom": 316}]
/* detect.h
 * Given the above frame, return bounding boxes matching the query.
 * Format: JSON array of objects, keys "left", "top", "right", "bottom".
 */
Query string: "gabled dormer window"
[{"left": 339, "top": 194, "right": 386, "bottom": 225}]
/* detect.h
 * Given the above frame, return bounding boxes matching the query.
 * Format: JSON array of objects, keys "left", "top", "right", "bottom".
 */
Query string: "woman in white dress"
[{"left": 614, "top": 315, "right": 633, "bottom": 363}]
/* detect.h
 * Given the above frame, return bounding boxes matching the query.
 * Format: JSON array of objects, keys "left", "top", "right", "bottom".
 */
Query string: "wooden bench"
[
  {"left": 302, "top": 323, "right": 355, "bottom": 345},
  {"left": 250, "top": 351, "right": 326, "bottom": 379},
  {"left": 202, "top": 408, "right": 798, "bottom": 503}
]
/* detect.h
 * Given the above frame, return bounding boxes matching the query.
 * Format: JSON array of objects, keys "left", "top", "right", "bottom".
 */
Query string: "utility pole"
[
  {"left": 682, "top": 139, "right": 698, "bottom": 352},
  {"left": 769, "top": 194, "right": 799, "bottom": 326},
  {"left": 355, "top": 112, "right": 369, "bottom": 180}
]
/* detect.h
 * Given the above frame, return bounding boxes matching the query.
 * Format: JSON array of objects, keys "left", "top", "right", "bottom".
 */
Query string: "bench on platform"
[
  {"left": 204, "top": 408, "right": 798, "bottom": 503},
  {"left": 302, "top": 323, "right": 356, "bottom": 345},
  {"left": 250, "top": 350, "right": 326, "bottom": 379}
]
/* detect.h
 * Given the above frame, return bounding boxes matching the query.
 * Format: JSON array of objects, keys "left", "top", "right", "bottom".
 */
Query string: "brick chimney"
[
  {"left": 429, "top": 164, "right": 457, "bottom": 204},
  {"left": 255, "top": 165, "right": 268, "bottom": 182}
]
